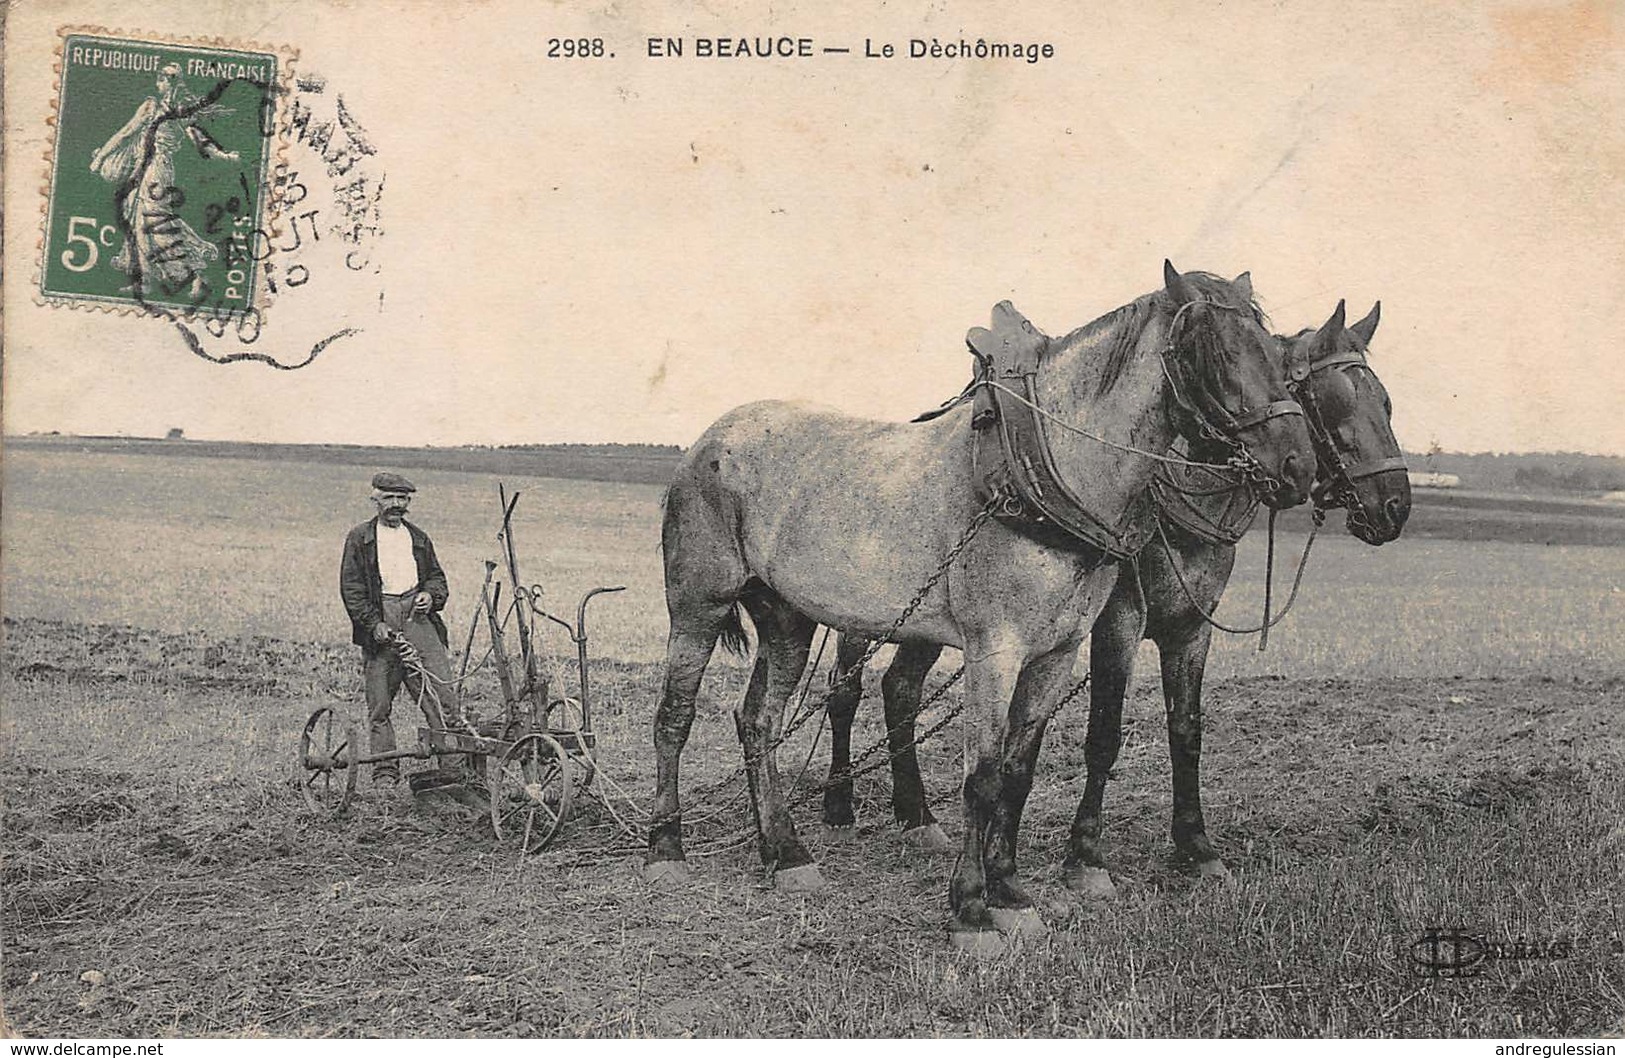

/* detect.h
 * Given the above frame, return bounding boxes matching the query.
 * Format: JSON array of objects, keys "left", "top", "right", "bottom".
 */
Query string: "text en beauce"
[{"left": 647, "top": 37, "right": 815, "bottom": 58}]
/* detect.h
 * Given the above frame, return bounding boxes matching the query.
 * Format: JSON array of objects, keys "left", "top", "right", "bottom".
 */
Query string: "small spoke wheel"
[
  {"left": 488, "top": 733, "right": 576, "bottom": 853},
  {"left": 299, "top": 707, "right": 358, "bottom": 817}
]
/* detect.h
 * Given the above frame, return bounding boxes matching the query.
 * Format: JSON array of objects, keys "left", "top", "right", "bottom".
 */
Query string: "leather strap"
[{"left": 1339, "top": 454, "right": 1408, "bottom": 480}]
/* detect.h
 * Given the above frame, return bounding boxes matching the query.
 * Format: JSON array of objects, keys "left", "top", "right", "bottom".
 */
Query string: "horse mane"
[
  {"left": 1051, "top": 296, "right": 1153, "bottom": 396},
  {"left": 1049, "top": 272, "right": 1269, "bottom": 398}
]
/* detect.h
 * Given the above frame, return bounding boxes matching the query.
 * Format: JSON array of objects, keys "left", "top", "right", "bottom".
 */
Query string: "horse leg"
[
  {"left": 983, "top": 641, "right": 1080, "bottom": 935},
  {"left": 882, "top": 641, "right": 951, "bottom": 852},
  {"left": 737, "top": 587, "right": 822, "bottom": 891},
  {"left": 949, "top": 645, "right": 1022, "bottom": 945},
  {"left": 820, "top": 632, "right": 868, "bottom": 832},
  {"left": 1140, "top": 528, "right": 1233, "bottom": 880},
  {"left": 645, "top": 617, "right": 727, "bottom": 884},
  {"left": 1157, "top": 622, "right": 1230, "bottom": 881},
  {"left": 646, "top": 475, "right": 749, "bottom": 884},
  {"left": 1063, "top": 564, "right": 1145, "bottom": 899}
]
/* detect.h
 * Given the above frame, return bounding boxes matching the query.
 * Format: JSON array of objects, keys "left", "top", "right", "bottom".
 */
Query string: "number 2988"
[{"left": 548, "top": 38, "right": 609, "bottom": 58}]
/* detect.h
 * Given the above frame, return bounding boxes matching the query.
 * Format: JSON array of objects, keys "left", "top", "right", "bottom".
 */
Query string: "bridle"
[
  {"left": 1160, "top": 298, "right": 1305, "bottom": 499},
  {"left": 1154, "top": 320, "right": 1408, "bottom": 651},
  {"left": 1284, "top": 337, "right": 1407, "bottom": 520}
]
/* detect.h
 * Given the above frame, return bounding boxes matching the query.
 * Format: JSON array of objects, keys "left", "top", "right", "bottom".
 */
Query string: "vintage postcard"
[{"left": 3, "top": 0, "right": 1622, "bottom": 1042}]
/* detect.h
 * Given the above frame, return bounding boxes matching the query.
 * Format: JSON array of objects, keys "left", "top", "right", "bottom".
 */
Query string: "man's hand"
[
  {"left": 412, "top": 592, "right": 433, "bottom": 617},
  {"left": 372, "top": 622, "right": 392, "bottom": 644}
]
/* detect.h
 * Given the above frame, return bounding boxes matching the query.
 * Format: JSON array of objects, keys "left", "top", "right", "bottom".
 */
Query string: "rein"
[
  {"left": 975, "top": 378, "right": 1248, "bottom": 473},
  {"left": 1155, "top": 508, "right": 1321, "bottom": 639},
  {"left": 1155, "top": 333, "right": 1406, "bottom": 647}
]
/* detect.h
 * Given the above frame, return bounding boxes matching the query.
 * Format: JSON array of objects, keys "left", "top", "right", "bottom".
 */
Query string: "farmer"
[{"left": 339, "top": 472, "right": 465, "bottom": 790}]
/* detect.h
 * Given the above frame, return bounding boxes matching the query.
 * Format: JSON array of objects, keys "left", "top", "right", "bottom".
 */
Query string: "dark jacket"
[{"left": 339, "top": 517, "right": 450, "bottom": 652}]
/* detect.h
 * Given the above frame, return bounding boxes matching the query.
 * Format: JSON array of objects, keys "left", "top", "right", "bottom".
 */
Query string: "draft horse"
[
  {"left": 820, "top": 299, "right": 1410, "bottom": 902},
  {"left": 646, "top": 262, "right": 1316, "bottom": 945}
]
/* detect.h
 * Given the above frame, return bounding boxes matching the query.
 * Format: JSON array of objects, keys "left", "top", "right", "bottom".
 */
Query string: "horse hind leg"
[
  {"left": 882, "top": 642, "right": 953, "bottom": 854},
  {"left": 645, "top": 476, "right": 751, "bottom": 884},
  {"left": 736, "top": 586, "right": 822, "bottom": 892},
  {"left": 820, "top": 631, "right": 869, "bottom": 833},
  {"left": 644, "top": 611, "right": 735, "bottom": 884},
  {"left": 1063, "top": 564, "right": 1144, "bottom": 900}
]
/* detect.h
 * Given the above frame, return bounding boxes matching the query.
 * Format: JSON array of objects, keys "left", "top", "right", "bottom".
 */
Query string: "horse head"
[
  {"left": 1160, "top": 261, "right": 1315, "bottom": 509},
  {"left": 1283, "top": 300, "right": 1411, "bottom": 545}
]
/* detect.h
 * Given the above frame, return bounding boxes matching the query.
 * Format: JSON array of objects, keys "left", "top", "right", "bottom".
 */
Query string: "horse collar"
[{"left": 963, "top": 300, "right": 1156, "bottom": 561}]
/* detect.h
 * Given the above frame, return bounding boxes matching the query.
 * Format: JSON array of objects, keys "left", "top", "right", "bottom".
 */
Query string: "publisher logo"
[
  {"left": 1408, "top": 926, "right": 1593, "bottom": 979},
  {"left": 1410, "top": 926, "right": 1487, "bottom": 977}
]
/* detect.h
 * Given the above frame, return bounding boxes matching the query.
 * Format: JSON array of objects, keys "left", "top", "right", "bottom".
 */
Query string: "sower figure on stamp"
[
  {"left": 339, "top": 472, "right": 465, "bottom": 790},
  {"left": 89, "top": 63, "right": 240, "bottom": 302}
]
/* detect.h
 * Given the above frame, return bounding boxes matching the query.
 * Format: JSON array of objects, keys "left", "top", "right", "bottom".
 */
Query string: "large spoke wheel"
[
  {"left": 299, "top": 707, "right": 358, "bottom": 817},
  {"left": 545, "top": 696, "right": 595, "bottom": 786},
  {"left": 488, "top": 733, "right": 576, "bottom": 853}
]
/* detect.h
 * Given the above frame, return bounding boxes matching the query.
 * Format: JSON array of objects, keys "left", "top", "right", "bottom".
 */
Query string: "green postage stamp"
[{"left": 39, "top": 32, "right": 291, "bottom": 317}]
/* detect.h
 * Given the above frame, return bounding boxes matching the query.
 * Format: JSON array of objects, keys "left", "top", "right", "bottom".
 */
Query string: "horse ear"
[
  {"left": 1232, "top": 271, "right": 1253, "bottom": 301},
  {"left": 1350, "top": 301, "right": 1381, "bottom": 346},
  {"left": 1312, "top": 299, "right": 1347, "bottom": 356},
  {"left": 1164, "top": 259, "right": 1197, "bottom": 304}
]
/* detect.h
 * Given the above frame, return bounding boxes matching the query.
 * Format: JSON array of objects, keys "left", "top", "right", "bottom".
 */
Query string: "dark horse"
[
  {"left": 646, "top": 263, "right": 1316, "bottom": 947},
  {"left": 1065, "top": 299, "right": 1409, "bottom": 896},
  {"left": 820, "top": 300, "right": 1410, "bottom": 899}
]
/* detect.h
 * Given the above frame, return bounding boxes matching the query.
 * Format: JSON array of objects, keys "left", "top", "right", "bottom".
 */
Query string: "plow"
[{"left": 299, "top": 484, "right": 623, "bottom": 853}]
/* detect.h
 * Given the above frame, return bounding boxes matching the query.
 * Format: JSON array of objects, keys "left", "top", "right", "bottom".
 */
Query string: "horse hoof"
[
  {"left": 1064, "top": 866, "right": 1118, "bottom": 901},
  {"left": 640, "top": 859, "right": 694, "bottom": 887},
  {"left": 901, "top": 823, "right": 954, "bottom": 855},
  {"left": 1195, "top": 859, "right": 1235, "bottom": 886},
  {"left": 948, "top": 927, "right": 1009, "bottom": 957},
  {"left": 819, "top": 824, "right": 857, "bottom": 843},
  {"left": 989, "top": 907, "right": 1048, "bottom": 941},
  {"left": 775, "top": 863, "right": 827, "bottom": 894}
]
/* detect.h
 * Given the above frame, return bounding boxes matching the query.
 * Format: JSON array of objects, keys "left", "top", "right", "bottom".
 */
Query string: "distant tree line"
[
  {"left": 13, "top": 434, "right": 1623, "bottom": 495},
  {"left": 1407, "top": 451, "right": 1625, "bottom": 494}
]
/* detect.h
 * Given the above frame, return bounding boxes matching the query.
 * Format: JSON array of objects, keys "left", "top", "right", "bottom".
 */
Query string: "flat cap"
[{"left": 371, "top": 471, "right": 417, "bottom": 493}]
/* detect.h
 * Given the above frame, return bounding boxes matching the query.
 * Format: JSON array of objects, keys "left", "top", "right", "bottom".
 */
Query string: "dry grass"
[{"left": 3, "top": 618, "right": 1623, "bottom": 1037}]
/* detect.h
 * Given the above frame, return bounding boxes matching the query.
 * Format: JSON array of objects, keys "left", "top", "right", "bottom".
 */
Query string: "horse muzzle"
[
  {"left": 1231, "top": 400, "right": 1314, "bottom": 509},
  {"left": 1344, "top": 467, "right": 1411, "bottom": 545}
]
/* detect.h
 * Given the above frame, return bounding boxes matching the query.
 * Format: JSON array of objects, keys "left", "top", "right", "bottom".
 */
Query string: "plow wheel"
[
  {"left": 488, "top": 733, "right": 577, "bottom": 854},
  {"left": 299, "top": 706, "right": 358, "bottom": 817},
  {"left": 546, "top": 696, "right": 595, "bottom": 785}
]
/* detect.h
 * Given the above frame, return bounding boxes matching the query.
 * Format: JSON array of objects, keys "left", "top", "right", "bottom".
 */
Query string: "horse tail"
[{"left": 717, "top": 603, "right": 752, "bottom": 659}]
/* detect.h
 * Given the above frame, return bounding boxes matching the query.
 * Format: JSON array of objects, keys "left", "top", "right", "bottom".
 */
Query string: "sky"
[{"left": 4, "top": 0, "right": 1624, "bottom": 455}]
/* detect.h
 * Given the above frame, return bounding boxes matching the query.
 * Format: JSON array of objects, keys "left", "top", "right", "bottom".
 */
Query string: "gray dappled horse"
[
  {"left": 646, "top": 263, "right": 1317, "bottom": 947},
  {"left": 822, "top": 299, "right": 1409, "bottom": 904}
]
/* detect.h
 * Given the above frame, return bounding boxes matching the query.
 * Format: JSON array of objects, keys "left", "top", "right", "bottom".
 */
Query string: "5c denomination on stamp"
[{"left": 39, "top": 31, "right": 294, "bottom": 318}]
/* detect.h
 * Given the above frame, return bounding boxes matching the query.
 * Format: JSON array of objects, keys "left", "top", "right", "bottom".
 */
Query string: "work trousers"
[{"left": 363, "top": 593, "right": 462, "bottom": 778}]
